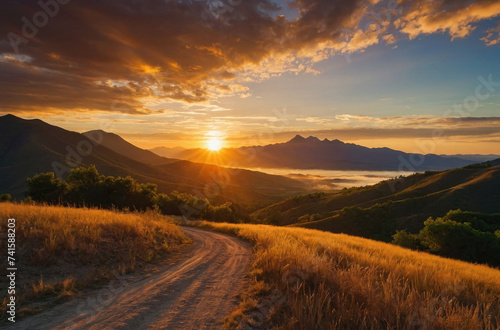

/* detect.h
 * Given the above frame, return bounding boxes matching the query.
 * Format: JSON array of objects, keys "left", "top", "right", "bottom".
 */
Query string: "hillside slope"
[
  {"left": 83, "top": 130, "right": 177, "bottom": 165},
  {"left": 192, "top": 221, "right": 500, "bottom": 329},
  {"left": 252, "top": 166, "right": 500, "bottom": 240},
  {"left": 0, "top": 114, "right": 305, "bottom": 206},
  {"left": 149, "top": 146, "right": 187, "bottom": 159}
]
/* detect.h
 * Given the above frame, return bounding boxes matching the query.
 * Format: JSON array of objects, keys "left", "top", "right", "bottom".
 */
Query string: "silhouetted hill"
[
  {"left": 149, "top": 146, "right": 187, "bottom": 159},
  {"left": 489, "top": 158, "right": 500, "bottom": 166},
  {"left": 83, "top": 130, "right": 176, "bottom": 165},
  {"left": 0, "top": 114, "right": 305, "bottom": 205},
  {"left": 252, "top": 165, "right": 500, "bottom": 241},
  {"left": 440, "top": 154, "right": 500, "bottom": 162},
  {"left": 152, "top": 135, "right": 475, "bottom": 171}
]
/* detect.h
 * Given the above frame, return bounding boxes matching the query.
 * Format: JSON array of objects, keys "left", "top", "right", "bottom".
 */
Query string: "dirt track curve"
[{"left": 11, "top": 227, "right": 250, "bottom": 329}]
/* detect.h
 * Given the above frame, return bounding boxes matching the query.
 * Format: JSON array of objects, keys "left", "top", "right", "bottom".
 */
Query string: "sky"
[{"left": 1, "top": 0, "right": 500, "bottom": 154}]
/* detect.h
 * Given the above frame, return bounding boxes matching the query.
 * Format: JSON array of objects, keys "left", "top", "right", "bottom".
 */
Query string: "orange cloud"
[
  {"left": 481, "top": 21, "right": 500, "bottom": 46},
  {"left": 396, "top": 0, "right": 500, "bottom": 40},
  {"left": 0, "top": 0, "right": 499, "bottom": 115},
  {"left": 342, "top": 24, "right": 387, "bottom": 53}
]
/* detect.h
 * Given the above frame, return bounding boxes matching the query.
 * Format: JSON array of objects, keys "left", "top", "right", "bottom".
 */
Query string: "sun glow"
[{"left": 207, "top": 137, "right": 223, "bottom": 151}]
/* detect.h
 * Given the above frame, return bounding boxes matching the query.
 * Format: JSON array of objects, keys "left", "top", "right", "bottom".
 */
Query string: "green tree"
[
  {"left": 204, "top": 202, "right": 236, "bottom": 222},
  {"left": 418, "top": 218, "right": 500, "bottom": 264},
  {"left": 133, "top": 183, "right": 158, "bottom": 211},
  {"left": 66, "top": 165, "right": 103, "bottom": 206},
  {"left": 393, "top": 214, "right": 500, "bottom": 267},
  {"left": 0, "top": 193, "right": 11, "bottom": 202},
  {"left": 392, "top": 230, "right": 419, "bottom": 250},
  {"left": 27, "top": 172, "right": 67, "bottom": 204}
]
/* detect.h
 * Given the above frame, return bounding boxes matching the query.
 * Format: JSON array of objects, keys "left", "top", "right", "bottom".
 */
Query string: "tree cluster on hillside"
[
  {"left": 393, "top": 210, "right": 500, "bottom": 267},
  {"left": 26, "top": 165, "right": 248, "bottom": 222}
]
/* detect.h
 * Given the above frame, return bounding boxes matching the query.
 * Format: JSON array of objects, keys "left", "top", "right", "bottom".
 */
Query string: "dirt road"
[{"left": 11, "top": 227, "right": 250, "bottom": 329}]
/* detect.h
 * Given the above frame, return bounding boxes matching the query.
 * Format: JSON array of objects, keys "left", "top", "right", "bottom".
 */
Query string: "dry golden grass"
[
  {"left": 192, "top": 221, "right": 500, "bottom": 329},
  {"left": 0, "top": 203, "right": 189, "bottom": 318}
]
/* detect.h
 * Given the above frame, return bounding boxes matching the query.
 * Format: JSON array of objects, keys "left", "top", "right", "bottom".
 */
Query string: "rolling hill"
[
  {"left": 0, "top": 114, "right": 305, "bottom": 206},
  {"left": 488, "top": 158, "right": 500, "bottom": 166},
  {"left": 441, "top": 153, "right": 500, "bottom": 162},
  {"left": 151, "top": 135, "right": 475, "bottom": 171},
  {"left": 83, "top": 130, "right": 177, "bottom": 166},
  {"left": 251, "top": 165, "right": 500, "bottom": 241}
]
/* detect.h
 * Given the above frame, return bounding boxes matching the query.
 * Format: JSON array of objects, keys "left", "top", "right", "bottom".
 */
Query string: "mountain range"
[
  {"left": 151, "top": 135, "right": 478, "bottom": 171},
  {"left": 2, "top": 113, "right": 498, "bottom": 211},
  {"left": 440, "top": 154, "right": 500, "bottom": 162},
  {"left": 0, "top": 114, "right": 305, "bottom": 205}
]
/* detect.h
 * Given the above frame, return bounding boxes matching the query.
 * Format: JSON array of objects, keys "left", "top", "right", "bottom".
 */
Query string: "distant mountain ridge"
[
  {"left": 0, "top": 114, "right": 305, "bottom": 205},
  {"left": 440, "top": 154, "right": 500, "bottom": 162},
  {"left": 151, "top": 134, "right": 475, "bottom": 171},
  {"left": 149, "top": 146, "right": 187, "bottom": 159}
]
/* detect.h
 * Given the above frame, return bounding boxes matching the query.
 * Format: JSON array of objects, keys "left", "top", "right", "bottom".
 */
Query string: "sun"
[{"left": 207, "top": 137, "right": 223, "bottom": 151}]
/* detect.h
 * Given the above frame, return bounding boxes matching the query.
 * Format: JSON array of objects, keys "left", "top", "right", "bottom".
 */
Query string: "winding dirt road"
[{"left": 12, "top": 227, "right": 250, "bottom": 329}]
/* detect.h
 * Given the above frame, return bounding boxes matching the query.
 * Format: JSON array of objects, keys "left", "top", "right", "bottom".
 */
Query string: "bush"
[{"left": 0, "top": 193, "right": 11, "bottom": 202}]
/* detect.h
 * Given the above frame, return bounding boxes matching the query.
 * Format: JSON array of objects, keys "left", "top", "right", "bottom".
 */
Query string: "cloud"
[
  {"left": 481, "top": 21, "right": 500, "bottom": 46},
  {"left": 335, "top": 114, "right": 375, "bottom": 121},
  {"left": 0, "top": 0, "right": 373, "bottom": 113},
  {"left": 0, "top": 0, "right": 283, "bottom": 112},
  {"left": 0, "top": 0, "right": 499, "bottom": 115},
  {"left": 382, "top": 34, "right": 397, "bottom": 45},
  {"left": 378, "top": 97, "right": 394, "bottom": 102},
  {"left": 395, "top": 0, "right": 500, "bottom": 41},
  {"left": 342, "top": 24, "right": 387, "bottom": 53},
  {"left": 296, "top": 116, "right": 328, "bottom": 123},
  {"left": 271, "top": 126, "right": 500, "bottom": 141},
  {"left": 333, "top": 114, "right": 500, "bottom": 128}
]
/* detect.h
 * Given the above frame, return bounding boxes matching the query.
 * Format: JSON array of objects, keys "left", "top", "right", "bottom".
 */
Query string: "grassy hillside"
[
  {"left": 191, "top": 221, "right": 500, "bottom": 329},
  {"left": 0, "top": 203, "right": 189, "bottom": 319},
  {"left": 252, "top": 166, "right": 500, "bottom": 241}
]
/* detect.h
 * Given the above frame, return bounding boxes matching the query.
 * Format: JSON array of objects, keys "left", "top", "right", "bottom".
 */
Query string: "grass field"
[
  {"left": 0, "top": 203, "right": 189, "bottom": 319},
  {"left": 191, "top": 221, "right": 500, "bottom": 329}
]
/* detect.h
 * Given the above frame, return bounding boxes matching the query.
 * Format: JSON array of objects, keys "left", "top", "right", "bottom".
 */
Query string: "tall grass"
[
  {"left": 0, "top": 203, "right": 189, "bottom": 318},
  {"left": 192, "top": 221, "right": 500, "bottom": 329}
]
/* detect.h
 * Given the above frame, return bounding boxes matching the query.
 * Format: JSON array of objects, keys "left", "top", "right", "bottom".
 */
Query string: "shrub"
[{"left": 0, "top": 193, "right": 11, "bottom": 202}]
